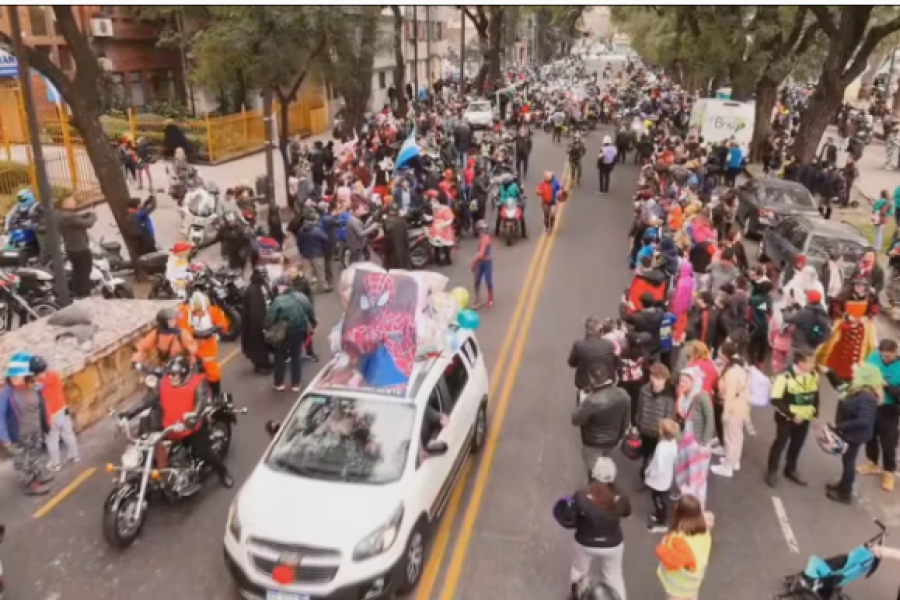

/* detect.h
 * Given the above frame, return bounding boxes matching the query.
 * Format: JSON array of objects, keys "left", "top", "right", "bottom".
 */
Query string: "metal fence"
[{"left": 0, "top": 78, "right": 330, "bottom": 212}]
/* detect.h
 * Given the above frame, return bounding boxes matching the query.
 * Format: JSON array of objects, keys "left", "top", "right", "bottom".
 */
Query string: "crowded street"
[
  {"left": 2, "top": 5, "right": 900, "bottom": 599},
  {"left": 0, "top": 55, "right": 893, "bottom": 600}
]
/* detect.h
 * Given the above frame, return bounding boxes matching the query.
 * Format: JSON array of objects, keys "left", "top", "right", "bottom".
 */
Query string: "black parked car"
[
  {"left": 758, "top": 215, "right": 867, "bottom": 277},
  {"left": 736, "top": 179, "right": 819, "bottom": 238}
]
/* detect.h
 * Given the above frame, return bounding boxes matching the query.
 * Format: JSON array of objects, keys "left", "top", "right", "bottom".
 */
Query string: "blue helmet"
[{"left": 15, "top": 188, "right": 35, "bottom": 209}]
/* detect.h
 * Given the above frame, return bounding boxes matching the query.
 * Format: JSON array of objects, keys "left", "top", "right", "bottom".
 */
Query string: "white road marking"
[{"left": 771, "top": 496, "right": 801, "bottom": 554}]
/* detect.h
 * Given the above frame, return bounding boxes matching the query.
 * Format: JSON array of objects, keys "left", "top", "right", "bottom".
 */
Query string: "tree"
[
  {"left": 0, "top": 7, "right": 140, "bottom": 262},
  {"left": 792, "top": 7, "right": 900, "bottom": 162},
  {"left": 461, "top": 7, "right": 505, "bottom": 92},
  {"left": 186, "top": 7, "right": 340, "bottom": 196},
  {"left": 390, "top": 6, "right": 408, "bottom": 117},
  {"left": 530, "top": 7, "right": 587, "bottom": 62},
  {"left": 320, "top": 8, "right": 383, "bottom": 135}
]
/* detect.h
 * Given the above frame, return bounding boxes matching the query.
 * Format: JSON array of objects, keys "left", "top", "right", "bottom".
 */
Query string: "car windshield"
[
  {"left": 807, "top": 235, "right": 864, "bottom": 263},
  {"left": 753, "top": 185, "right": 815, "bottom": 208},
  {"left": 468, "top": 102, "right": 491, "bottom": 112},
  {"left": 266, "top": 394, "right": 414, "bottom": 485}
]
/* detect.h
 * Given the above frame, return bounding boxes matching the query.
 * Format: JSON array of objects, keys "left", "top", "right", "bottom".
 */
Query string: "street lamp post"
[{"left": 7, "top": 7, "right": 70, "bottom": 306}]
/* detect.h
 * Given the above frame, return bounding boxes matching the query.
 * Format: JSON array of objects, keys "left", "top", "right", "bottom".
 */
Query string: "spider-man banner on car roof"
[{"left": 320, "top": 269, "right": 419, "bottom": 396}]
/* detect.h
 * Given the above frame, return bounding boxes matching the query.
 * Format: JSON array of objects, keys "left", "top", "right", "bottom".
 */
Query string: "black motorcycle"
[
  {"left": 102, "top": 383, "right": 246, "bottom": 549},
  {"left": 186, "top": 264, "right": 243, "bottom": 342},
  {"left": 0, "top": 269, "right": 59, "bottom": 333}
]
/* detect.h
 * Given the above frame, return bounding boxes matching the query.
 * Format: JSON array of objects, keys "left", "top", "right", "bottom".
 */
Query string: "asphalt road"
[
  {"left": 0, "top": 121, "right": 571, "bottom": 600},
  {"left": 3, "top": 63, "right": 899, "bottom": 600}
]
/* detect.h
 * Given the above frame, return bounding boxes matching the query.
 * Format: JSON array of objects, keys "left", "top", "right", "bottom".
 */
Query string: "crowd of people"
[{"left": 556, "top": 62, "right": 899, "bottom": 600}]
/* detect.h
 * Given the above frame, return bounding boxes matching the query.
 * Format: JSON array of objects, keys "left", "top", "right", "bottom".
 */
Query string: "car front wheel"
[
  {"left": 472, "top": 402, "right": 488, "bottom": 453},
  {"left": 396, "top": 519, "right": 428, "bottom": 595}
]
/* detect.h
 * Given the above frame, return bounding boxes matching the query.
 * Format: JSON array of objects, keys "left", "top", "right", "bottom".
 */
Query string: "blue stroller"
[{"left": 774, "top": 521, "right": 887, "bottom": 599}]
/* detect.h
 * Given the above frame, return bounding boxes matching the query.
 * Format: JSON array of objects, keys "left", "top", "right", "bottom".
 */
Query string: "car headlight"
[
  {"left": 227, "top": 499, "right": 242, "bottom": 541},
  {"left": 121, "top": 447, "right": 143, "bottom": 470},
  {"left": 352, "top": 504, "right": 404, "bottom": 561}
]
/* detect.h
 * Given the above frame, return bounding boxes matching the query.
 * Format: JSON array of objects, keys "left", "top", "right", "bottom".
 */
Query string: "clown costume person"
[{"left": 177, "top": 291, "right": 229, "bottom": 398}]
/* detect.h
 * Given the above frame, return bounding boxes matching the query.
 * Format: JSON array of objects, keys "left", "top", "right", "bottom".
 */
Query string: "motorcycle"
[
  {"left": 102, "top": 389, "right": 247, "bottom": 549},
  {"left": 497, "top": 196, "right": 523, "bottom": 247},
  {"left": 180, "top": 185, "right": 223, "bottom": 246},
  {"left": 0, "top": 269, "right": 58, "bottom": 334},
  {"left": 84, "top": 243, "right": 134, "bottom": 299},
  {"left": 0, "top": 228, "right": 40, "bottom": 268},
  {"left": 166, "top": 164, "right": 203, "bottom": 207}
]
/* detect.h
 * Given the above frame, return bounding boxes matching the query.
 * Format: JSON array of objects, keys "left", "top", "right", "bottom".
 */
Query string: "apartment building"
[
  {"left": 0, "top": 6, "right": 184, "bottom": 111},
  {"left": 369, "top": 6, "right": 451, "bottom": 110}
]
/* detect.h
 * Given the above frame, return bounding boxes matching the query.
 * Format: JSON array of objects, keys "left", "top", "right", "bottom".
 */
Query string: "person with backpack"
[
  {"left": 783, "top": 288, "right": 832, "bottom": 365},
  {"left": 264, "top": 278, "right": 316, "bottom": 391}
]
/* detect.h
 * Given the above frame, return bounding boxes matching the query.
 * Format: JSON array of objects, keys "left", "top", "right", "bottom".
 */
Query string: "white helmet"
[{"left": 602, "top": 135, "right": 612, "bottom": 145}]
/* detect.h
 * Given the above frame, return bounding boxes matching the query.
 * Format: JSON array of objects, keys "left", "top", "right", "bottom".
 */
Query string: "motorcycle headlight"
[
  {"left": 227, "top": 498, "right": 242, "bottom": 541},
  {"left": 121, "top": 446, "right": 143, "bottom": 470},
  {"left": 144, "top": 374, "right": 159, "bottom": 389},
  {"left": 352, "top": 504, "right": 404, "bottom": 561}
]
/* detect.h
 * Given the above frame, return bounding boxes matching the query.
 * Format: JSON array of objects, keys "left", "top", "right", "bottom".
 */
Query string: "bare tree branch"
[
  {"left": 52, "top": 7, "right": 100, "bottom": 84},
  {"left": 783, "top": 7, "right": 809, "bottom": 50}
]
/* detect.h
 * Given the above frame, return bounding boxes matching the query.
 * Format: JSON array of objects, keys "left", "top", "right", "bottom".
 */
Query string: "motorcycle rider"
[
  {"left": 196, "top": 210, "right": 256, "bottom": 270},
  {"left": 472, "top": 166, "right": 491, "bottom": 223},
  {"left": 567, "top": 133, "right": 586, "bottom": 187},
  {"left": 494, "top": 173, "right": 528, "bottom": 239},
  {"left": 4, "top": 188, "right": 43, "bottom": 260},
  {"left": 514, "top": 125, "right": 533, "bottom": 180},
  {"left": 133, "top": 308, "right": 198, "bottom": 365},
  {"left": 118, "top": 355, "right": 233, "bottom": 488},
  {"left": 177, "top": 291, "right": 228, "bottom": 399}
]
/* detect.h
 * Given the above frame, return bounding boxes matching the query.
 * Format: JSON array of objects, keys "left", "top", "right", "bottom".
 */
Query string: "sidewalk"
[{"left": 86, "top": 131, "right": 332, "bottom": 264}]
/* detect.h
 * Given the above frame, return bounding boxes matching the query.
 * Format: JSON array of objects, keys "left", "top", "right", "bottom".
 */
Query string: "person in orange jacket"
[
  {"left": 133, "top": 308, "right": 198, "bottom": 366},
  {"left": 177, "top": 291, "right": 228, "bottom": 398},
  {"left": 30, "top": 355, "right": 81, "bottom": 472},
  {"left": 668, "top": 202, "right": 684, "bottom": 232}
]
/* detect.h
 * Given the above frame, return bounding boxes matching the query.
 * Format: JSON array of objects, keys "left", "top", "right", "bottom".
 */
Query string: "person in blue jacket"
[
  {"left": 725, "top": 140, "right": 744, "bottom": 187},
  {"left": 0, "top": 352, "right": 52, "bottom": 496}
]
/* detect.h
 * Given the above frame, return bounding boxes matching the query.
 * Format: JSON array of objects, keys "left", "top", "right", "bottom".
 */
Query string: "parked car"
[
  {"left": 463, "top": 100, "right": 494, "bottom": 130},
  {"left": 758, "top": 215, "right": 867, "bottom": 277},
  {"left": 736, "top": 179, "right": 819, "bottom": 238},
  {"left": 224, "top": 331, "right": 490, "bottom": 600}
]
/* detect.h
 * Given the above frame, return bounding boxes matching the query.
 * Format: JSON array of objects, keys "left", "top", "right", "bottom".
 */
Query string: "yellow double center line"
[{"left": 416, "top": 198, "right": 567, "bottom": 599}]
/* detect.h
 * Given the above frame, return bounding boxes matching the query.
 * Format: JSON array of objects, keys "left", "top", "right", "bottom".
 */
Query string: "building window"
[
  {"left": 378, "top": 71, "right": 386, "bottom": 90},
  {"left": 147, "top": 70, "right": 175, "bottom": 101},
  {"left": 28, "top": 7, "right": 49, "bottom": 37},
  {"left": 128, "top": 71, "right": 144, "bottom": 108}
]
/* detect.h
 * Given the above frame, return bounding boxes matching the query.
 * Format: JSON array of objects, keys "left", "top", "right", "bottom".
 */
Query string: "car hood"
[
  {"left": 237, "top": 464, "right": 404, "bottom": 548},
  {"left": 765, "top": 204, "right": 819, "bottom": 216}
]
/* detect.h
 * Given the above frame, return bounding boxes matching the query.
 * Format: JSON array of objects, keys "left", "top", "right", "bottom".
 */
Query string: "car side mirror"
[
  {"left": 425, "top": 440, "right": 448, "bottom": 457},
  {"left": 265, "top": 421, "right": 281, "bottom": 437}
]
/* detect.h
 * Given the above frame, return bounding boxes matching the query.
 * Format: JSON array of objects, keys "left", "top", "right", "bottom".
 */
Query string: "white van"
[{"left": 688, "top": 99, "right": 755, "bottom": 153}]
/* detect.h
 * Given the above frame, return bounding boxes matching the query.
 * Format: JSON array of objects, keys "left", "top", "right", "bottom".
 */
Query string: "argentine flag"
[{"left": 395, "top": 130, "right": 420, "bottom": 170}]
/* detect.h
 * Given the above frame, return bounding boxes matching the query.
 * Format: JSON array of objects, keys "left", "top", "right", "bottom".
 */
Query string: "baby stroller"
[{"left": 774, "top": 521, "right": 886, "bottom": 599}]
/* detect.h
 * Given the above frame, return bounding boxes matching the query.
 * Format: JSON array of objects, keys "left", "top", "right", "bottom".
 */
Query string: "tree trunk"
[
  {"left": 750, "top": 76, "right": 779, "bottom": 162},
  {"left": 71, "top": 99, "right": 142, "bottom": 262},
  {"left": 487, "top": 11, "right": 504, "bottom": 87},
  {"left": 792, "top": 77, "right": 845, "bottom": 163},
  {"left": 391, "top": 7, "right": 407, "bottom": 118},
  {"left": 276, "top": 91, "right": 292, "bottom": 201},
  {"left": 893, "top": 83, "right": 900, "bottom": 115},
  {"left": 474, "top": 30, "right": 490, "bottom": 93}
]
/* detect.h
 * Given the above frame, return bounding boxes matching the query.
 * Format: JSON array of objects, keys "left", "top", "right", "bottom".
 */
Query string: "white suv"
[{"left": 224, "top": 331, "right": 489, "bottom": 600}]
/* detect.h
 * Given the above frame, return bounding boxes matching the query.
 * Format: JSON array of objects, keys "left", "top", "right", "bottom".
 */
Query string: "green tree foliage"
[
  {"left": 792, "top": 7, "right": 900, "bottom": 161},
  {"left": 461, "top": 7, "right": 506, "bottom": 92},
  {"left": 529, "top": 7, "right": 587, "bottom": 62}
]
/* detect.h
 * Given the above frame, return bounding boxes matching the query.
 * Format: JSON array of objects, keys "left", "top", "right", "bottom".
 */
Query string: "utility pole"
[
  {"left": 413, "top": 6, "right": 419, "bottom": 99},
  {"left": 262, "top": 89, "right": 275, "bottom": 204},
  {"left": 425, "top": 6, "right": 432, "bottom": 85},
  {"left": 460, "top": 8, "right": 465, "bottom": 83},
  {"left": 8, "top": 7, "right": 69, "bottom": 305}
]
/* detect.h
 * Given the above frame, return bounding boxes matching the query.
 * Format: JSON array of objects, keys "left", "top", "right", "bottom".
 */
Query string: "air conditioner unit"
[{"left": 91, "top": 18, "right": 113, "bottom": 38}]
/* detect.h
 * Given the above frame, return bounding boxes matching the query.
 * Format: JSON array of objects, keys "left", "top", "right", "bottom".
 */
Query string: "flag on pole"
[{"left": 395, "top": 129, "right": 420, "bottom": 170}]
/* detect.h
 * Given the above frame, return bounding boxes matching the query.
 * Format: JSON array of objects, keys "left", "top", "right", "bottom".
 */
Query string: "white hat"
[
  {"left": 602, "top": 135, "right": 612, "bottom": 145},
  {"left": 591, "top": 457, "right": 617, "bottom": 483}
]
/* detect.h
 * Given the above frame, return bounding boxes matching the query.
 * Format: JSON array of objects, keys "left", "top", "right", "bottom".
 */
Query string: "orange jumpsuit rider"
[
  {"left": 177, "top": 292, "right": 227, "bottom": 397},
  {"left": 132, "top": 308, "right": 198, "bottom": 365}
]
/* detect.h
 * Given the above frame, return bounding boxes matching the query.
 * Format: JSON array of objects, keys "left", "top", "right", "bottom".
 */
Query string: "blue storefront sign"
[{"left": 0, "top": 49, "right": 61, "bottom": 103}]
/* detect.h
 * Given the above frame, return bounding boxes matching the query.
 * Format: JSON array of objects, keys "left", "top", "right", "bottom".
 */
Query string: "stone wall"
[{"left": 0, "top": 298, "right": 179, "bottom": 432}]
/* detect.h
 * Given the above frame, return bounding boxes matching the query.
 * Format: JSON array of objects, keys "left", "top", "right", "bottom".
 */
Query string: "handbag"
[{"left": 263, "top": 320, "right": 288, "bottom": 346}]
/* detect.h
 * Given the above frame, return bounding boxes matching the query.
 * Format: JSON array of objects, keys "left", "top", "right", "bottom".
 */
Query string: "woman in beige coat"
[{"left": 710, "top": 341, "right": 751, "bottom": 478}]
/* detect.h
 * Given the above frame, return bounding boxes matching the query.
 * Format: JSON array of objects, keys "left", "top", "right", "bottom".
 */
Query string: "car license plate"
[
  {"left": 3, "top": 251, "right": 18, "bottom": 258},
  {"left": 266, "top": 592, "right": 309, "bottom": 600}
]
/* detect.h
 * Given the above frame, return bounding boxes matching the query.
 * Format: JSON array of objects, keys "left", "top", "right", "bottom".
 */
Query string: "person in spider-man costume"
[{"left": 340, "top": 270, "right": 418, "bottom": 388}]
